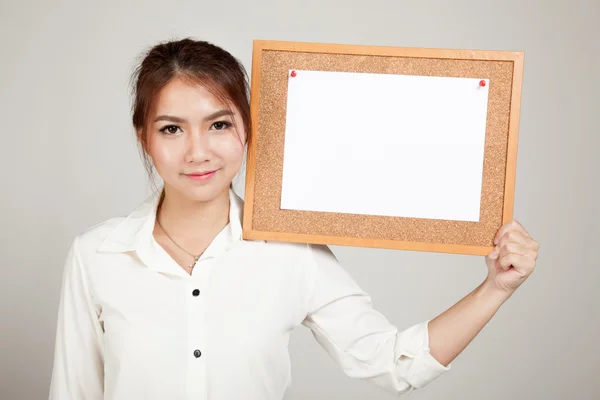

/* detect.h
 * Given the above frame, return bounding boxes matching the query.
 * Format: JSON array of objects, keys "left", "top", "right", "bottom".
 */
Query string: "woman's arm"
[
  {"left": 428, "top": 279, "right": 511, "bottom": 367},
  {"left": 49, "top": 236, "right": 104, "bottom": 400},
  {"left": 303, "top": 244, "right": 451, "bottom": 397},
  {"left": 302, "top": 220, "right": 538, "bottom": 396},
  {"left": 428, "top": 220, "right": 540, "bottom": 367}
]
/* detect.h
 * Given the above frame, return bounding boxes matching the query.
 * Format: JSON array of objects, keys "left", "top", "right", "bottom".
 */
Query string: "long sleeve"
[
  {"left": 302, "top": 244, "right": 450, "bottom": 396},
  {"left": 49, "top": 236, "right": 104, "bottom": 400}
]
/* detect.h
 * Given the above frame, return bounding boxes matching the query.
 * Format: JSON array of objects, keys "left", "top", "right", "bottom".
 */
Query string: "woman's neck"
[{"left": 155, "top": 187, "right": 231, "bottom": 253}]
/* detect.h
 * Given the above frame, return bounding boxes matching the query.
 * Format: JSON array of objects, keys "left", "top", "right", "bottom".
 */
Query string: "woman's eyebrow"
[
  {"left": 203, "top": 109, "right": 234, "bottom": 121},
  {"left": 153, "top": 115, "right": 187, "bottom": 123},
  {"left": 153, "top": 110, "right": 233, "bottom": 124}
]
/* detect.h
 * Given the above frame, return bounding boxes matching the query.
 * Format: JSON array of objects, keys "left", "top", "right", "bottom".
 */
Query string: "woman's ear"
[{"left": 137, "top": 130, "right": 148, "bottom": 153}]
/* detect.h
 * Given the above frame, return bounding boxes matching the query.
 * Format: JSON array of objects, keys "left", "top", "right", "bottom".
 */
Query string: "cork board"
[{"left": 242, "top": 40, "right": 524, "bottom": 256}]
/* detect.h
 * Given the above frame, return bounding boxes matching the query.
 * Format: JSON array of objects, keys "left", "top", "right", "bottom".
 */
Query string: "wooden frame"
[{"left": 242, "top": 39, "right": 524, "bottom": 256}]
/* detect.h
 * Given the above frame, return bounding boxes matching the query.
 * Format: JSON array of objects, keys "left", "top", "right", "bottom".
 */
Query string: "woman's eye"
[
  {"left": 211, "top": 121, "right": 232, "bottom": 131},
  {"left": 159, "top": 125, "right": 181, "bottom": 135}
]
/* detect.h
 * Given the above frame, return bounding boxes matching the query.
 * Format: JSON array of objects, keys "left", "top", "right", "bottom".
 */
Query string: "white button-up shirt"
[{"left": 49, "top": 188, "right": 450, "bottom": 400}]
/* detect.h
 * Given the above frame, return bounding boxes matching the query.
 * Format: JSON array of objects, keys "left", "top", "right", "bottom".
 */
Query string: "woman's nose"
[{"left": 184, "top": 131, "right": 211, "bottom": 163}]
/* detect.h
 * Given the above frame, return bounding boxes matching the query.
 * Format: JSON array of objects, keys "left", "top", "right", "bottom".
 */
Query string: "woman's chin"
[{"left": 173, "top": 181, "right": 230, "bottom": 204}]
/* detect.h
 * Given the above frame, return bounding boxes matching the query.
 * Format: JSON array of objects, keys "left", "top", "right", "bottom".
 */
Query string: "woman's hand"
[{"left": 485, "top": 220, "right": 540, "bottom": 295}]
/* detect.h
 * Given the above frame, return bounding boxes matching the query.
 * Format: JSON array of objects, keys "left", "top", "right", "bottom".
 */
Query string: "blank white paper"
[{"left": 280, "top": 70, "right": 489, "bottom": 222}]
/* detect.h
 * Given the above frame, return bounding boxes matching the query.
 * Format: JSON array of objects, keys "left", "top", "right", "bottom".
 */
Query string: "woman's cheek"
[
  {"left": 151, "top": 144, "right": 178, "bottom": 168},
  {"left": 212, "top": 133, "right": 245, "bottom": 160}
]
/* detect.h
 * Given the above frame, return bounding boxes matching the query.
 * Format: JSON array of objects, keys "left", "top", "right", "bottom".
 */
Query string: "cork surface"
[{"left": 251, "top": 49, "right": 514, "bottom": 247}]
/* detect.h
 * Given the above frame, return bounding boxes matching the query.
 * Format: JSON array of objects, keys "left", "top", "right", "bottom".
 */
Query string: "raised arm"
[
  {"left": 302, "top": 244, "right": 450, "bottom": 396},
  {"left": 302, "top": 220, "right": 538, "bottom": 397},
  {"left": 428, "top": 220, "right": 539, "bottom": 366}
]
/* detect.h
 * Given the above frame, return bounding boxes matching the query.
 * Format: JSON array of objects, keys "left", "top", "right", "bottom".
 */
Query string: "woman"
[{"left": 49, "top": 38, "right": 539, "bottom": 400}]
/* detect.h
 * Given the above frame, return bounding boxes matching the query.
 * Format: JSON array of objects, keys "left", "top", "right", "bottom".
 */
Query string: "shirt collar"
[{"left": 97, "top": 187, "right": 244, "bottom": 256}]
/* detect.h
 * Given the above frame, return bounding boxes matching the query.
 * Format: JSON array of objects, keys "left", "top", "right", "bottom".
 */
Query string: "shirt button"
[
  {"left": 193, "top": 349, "right": 202, "bottom": 358},
  {"left": 192, "top": 289, "right": 200, "bottom": 296}
]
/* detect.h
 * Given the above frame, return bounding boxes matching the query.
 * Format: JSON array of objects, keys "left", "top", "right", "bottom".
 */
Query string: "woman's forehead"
[{"left": 152, "top": 78, "right": 234, "bottom": 117}]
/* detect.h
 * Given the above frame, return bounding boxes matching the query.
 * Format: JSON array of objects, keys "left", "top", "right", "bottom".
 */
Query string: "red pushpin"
[
  {"left": 290, "top": 70, "right": 297, "bottom": 77},
  {"left": 479, "top": 80, "right": 486, "bottom": 87}
]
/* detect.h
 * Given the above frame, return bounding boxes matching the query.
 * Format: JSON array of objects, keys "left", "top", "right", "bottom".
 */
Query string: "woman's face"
[{"left": 143, "top": 77, "right": 245, "bottom": 203}]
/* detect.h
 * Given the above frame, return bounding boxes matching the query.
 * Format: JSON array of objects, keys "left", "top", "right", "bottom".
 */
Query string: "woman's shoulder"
[
  {"left": 255, "top": 239, "right": 339, "bottom": 269},
  {"left": 72, "top": 194, "right": 157, "bottom": 255},
  {"left": 70, "top": 216, "right": 128, "bottom": 255},
  {"left": 80, "top": 216, "right": 127, "bottom": 240}
]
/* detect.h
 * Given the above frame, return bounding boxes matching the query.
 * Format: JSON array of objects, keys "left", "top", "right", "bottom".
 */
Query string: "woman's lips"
[{"left": 184, "top": 170, "right": 217, "bottom": 181}]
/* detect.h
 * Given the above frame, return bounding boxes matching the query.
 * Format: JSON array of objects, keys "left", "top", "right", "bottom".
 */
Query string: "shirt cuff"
[{"left": 394, "top": 320, "right": 451, "bottom": 389}]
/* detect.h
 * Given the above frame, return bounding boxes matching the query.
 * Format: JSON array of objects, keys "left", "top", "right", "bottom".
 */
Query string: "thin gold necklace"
[{"left": 156, "top": 217, "right": 201, "bottom": 271}]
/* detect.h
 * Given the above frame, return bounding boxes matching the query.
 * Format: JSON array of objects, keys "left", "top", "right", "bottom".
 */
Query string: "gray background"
[{"left": 1, "top": 0, "right": 598, "bottom": 399}]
